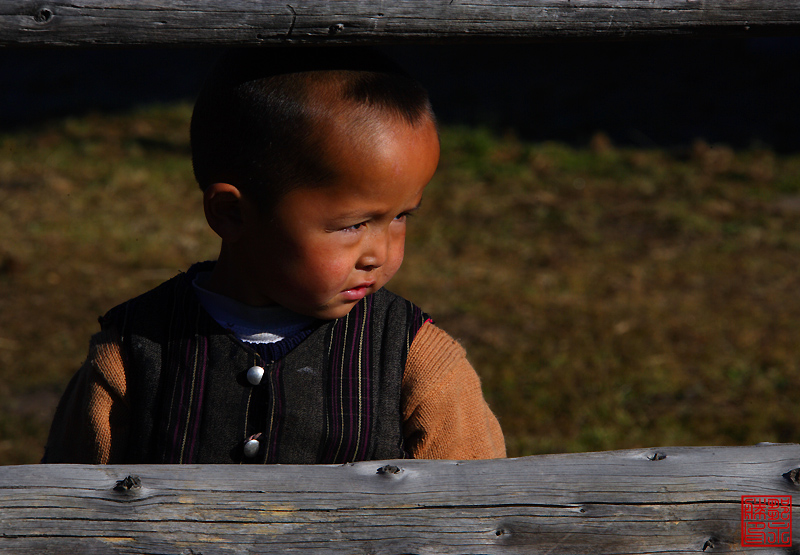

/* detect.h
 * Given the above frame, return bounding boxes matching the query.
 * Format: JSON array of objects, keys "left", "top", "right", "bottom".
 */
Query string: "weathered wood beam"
[
  {"left": 0, "top": 1, "right": 799, "bottom": 47},
  {"left": 1, "top": 444, "right": 799, "bottom": 554}
]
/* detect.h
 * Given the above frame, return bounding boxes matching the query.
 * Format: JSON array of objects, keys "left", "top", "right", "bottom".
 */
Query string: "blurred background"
[{"left": 1, "top": 38, "right": 799, "bottom": 464}]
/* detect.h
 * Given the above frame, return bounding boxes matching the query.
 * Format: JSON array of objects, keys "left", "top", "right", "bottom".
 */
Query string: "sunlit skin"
[{"left": 203, "top": 105, "right": 440, "bottom": 320}]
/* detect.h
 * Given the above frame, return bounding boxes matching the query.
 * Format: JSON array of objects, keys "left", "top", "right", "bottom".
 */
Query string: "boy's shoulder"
[
  {"left": 362, "top": 288, "right": 432, "bottom": 329},
  {"left": 99, "top": 261, "right": 214, "bottom": 333}
]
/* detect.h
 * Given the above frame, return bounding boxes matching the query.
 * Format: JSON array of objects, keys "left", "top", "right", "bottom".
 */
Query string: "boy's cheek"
[
  {"left": 381, "top": 246, "right": 406, "bottom": 283},
  {"left": 299, "top": 258, "right": 352, "bottom": 289}
]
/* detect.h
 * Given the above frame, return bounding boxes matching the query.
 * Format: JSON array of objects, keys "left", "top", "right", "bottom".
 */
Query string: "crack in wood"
[
  {"left": 3, "top": 498, "right": 766, "bottom": 521},
  {"left": 285, "top": 4, "right": 296, "bottom": 40}
]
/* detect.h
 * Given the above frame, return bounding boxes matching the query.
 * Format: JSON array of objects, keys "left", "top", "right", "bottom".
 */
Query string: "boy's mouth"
[{"left": 340, "top": 282, "right": 375, "bottom": 301}]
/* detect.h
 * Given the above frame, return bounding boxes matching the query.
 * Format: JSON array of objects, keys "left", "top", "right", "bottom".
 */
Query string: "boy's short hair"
[{"left": 190, "top": 47, "right": 435, "bottom": 209}]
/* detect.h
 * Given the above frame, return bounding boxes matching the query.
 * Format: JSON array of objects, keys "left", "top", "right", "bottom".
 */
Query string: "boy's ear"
[{"left": 204, "top": 183, "right": 247, "bottom": 242}]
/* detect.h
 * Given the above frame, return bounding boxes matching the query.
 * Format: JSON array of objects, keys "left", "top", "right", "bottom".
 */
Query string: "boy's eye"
[
  {"left": 337, "top": 210, "right": 414, "bottom": 232},
  {"left": 342, "top": 222, "right": 367, "bottom": 232}
]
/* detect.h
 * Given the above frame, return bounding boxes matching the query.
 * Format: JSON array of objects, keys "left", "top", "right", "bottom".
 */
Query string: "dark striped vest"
[{"left": 103, "top": 262, "right": 428, "bottom": 464}]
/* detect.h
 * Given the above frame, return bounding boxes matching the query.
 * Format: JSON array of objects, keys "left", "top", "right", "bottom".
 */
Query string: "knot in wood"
[
  {"left": 377, "top": 464, "right": 403, "bottom": 476},
  {"left": 329, "top": 23, "right": 345, "bottom": 35},
  {"left": 783, "top": 468, "right": 800, "bottom": 486},
  {"left": 114, "top": 475, "right": 142, "bottom": 492},
  {"left": 647, "top": 451, "right": 667, "bottom": 461},
  {"left": 702, "top": 536, "right": 717, "bottom": 551},
  {"left": 33, "top": 7, "right": 54, "bottom": 24}
]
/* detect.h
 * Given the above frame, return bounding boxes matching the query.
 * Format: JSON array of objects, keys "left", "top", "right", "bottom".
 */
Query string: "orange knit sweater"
[{"left": 44, "top": 321, "right": 505, "bottom": 463}]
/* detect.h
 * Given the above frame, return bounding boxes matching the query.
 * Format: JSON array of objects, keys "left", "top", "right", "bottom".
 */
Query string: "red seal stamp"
[{"left": 741, "top": 495, "right": 792, "bottom": 547}]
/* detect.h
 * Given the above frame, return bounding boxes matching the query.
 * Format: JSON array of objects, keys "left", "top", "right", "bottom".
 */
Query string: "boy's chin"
[
  {"left": 292, "top": 296, "right": 368, "bottom": 321},
  {"left": 309, "top": 302, "right": 361, "bottom": 321}
]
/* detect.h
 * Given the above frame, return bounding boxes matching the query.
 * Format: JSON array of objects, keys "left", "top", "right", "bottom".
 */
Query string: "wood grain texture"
[
  {"left": 0, "top": 0, "right": 799, "bottom": 46},
  {"left": 1, "top": 444, "right": 799, "bottom": 554}
]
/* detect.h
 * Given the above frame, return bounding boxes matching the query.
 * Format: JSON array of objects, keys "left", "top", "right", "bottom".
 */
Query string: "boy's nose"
[{"left": 358, "top": 230, "right": 390, "bottom": 271}]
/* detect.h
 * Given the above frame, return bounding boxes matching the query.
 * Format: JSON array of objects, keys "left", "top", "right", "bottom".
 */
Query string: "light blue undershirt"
[{"left": 192, "top": 272, "right": 316, "bottom": 345}]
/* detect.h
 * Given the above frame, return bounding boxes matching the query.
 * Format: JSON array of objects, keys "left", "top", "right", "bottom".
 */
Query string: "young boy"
[{"left": 43, "top": 48, "right": 505, "bottom": 464}]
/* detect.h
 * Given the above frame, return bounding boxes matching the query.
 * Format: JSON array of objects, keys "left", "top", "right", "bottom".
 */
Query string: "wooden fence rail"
[
  {"left": 1, "top": 0, "right": 800, "bottom": 47},
  {"left": 1, "top": 444, "right": 799, "bottom": 554}
]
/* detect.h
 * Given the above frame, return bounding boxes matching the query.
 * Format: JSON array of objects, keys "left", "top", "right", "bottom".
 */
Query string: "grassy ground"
[{"left": 1, "top": 105, "right": 799, "bottom": 464}]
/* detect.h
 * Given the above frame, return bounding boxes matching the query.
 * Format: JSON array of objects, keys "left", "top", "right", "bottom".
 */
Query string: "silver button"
[
  {"left": 246, "top": 365, "right": 265, "bottom": 386},
  {"left": 243, "top": 439, "right": 260, "bottom": 458}
]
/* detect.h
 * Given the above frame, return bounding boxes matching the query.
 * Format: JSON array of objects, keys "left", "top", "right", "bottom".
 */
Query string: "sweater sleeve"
[
  {"left": 41, "top": 329, "right": 129, "bottom": 464},
  {"left": 402, "top": 321, "right": 506, "bottom": 459}
]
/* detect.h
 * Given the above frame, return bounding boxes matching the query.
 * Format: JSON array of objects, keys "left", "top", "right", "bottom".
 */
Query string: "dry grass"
[{"left": 1, "top": 107, "right": 799, "bottom": 464}]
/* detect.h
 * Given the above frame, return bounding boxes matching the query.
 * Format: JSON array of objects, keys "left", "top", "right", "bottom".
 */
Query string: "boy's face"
[{"left": 233, "top": 112, "right": 440, "bottom": 320}]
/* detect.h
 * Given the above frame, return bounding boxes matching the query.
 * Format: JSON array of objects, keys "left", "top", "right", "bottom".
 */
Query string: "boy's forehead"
[
  {"left": 309, "top": 109, "right": 385, "bottom": 160},
  {"left": 274, "top": 107, "right": 437, "bottom": 209}
]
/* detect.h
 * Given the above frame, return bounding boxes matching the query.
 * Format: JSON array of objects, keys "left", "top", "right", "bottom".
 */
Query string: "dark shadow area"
[
  {"left": 2, "top": 38, "right": 799, "bottom": 150},
  {"left": 0, "top": 48, "right": 216, "bottom": 125},
  {"left": 398, "top": 38, "right": 800, "bottom": 152}
]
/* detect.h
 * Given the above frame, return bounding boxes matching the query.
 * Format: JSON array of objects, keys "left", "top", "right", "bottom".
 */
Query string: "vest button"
[
  {"left": 246, "top": 365, "right": 265, "bottom": 385},
  {"left": 243, "top": 438, "right": 260, "bottom": 458}
]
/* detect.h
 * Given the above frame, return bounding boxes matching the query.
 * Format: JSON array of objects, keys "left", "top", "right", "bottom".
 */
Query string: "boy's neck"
[{"left": 205, "top": 246, "right": 277, "bottom": 308}]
